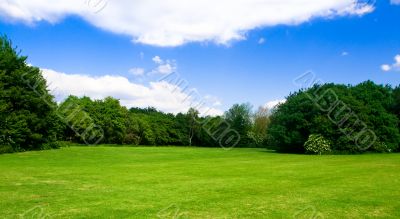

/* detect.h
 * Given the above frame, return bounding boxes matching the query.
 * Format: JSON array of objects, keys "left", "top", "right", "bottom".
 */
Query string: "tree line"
[
  {"left": 57, "top": 96, "right": 263, "bottom": 148},
  {"left": 1, "top": 36, "right": 400, "bottom": 154},
  {"left": 269, "top": 82, "right": 400, "bottom": 153}
]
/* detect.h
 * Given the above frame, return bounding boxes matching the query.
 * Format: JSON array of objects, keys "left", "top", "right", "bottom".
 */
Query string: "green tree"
[
  {"left": 0, "top": 36, "right": 61, "bottom": 152},
  {"left": 124, "top": 114, "right": 155, "bottom": 145},
  {"left": 95, "top": 97, "right": 127, "bottom": 144},
  {"left": 393, "top": 86, "right": 400, "bottom": 151},
  {"left": 268, "top": 82, "right": 400, "bottom": 153},
  {"left": 58, "top": 96, "right": 104, "bottom": 144},
  {"left": 186, "top": 108, "right": 200, "bottom": 146},
  {"left": 249, "top": 106, "right": 270, "bottom": 147},
  {"left": 225, "top": 103, "right": 253, "bottom": 147}
]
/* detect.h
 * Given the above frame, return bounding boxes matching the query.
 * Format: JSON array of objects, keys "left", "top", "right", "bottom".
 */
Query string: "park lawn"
[{"left": 0, "top": 146, "right": 399, "bottom": 218}]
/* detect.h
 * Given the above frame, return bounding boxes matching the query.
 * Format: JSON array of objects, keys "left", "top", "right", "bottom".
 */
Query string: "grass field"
[{"left": 0, "top": 146, "right": 399, "bottom": 218}]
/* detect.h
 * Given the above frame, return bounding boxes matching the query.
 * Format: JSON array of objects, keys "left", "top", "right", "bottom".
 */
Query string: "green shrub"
[
  {"left": 304, "top": 134, "right": 332, "bottom": 155},
  {"left": 0, "top": 145, "right": 14, "bottom": 154},
  {"left": 372, "top": 141, "right": 390, "bottom": 153},
  {"left": 123, "top": 133, "right": 140, "bottom": 145},
  {"left": 40, "top": 141, "right": 66, "bottom": 150}
]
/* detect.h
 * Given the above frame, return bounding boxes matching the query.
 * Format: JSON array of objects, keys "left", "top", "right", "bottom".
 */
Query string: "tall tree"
[
  {"left": 225, "top": 103, "right": 253, "bottom": 147},
  {"left": 186, "top": 108, "right": 200, "bottom": 146},
  {"left": 249, "top": 106, "right": 270, "bottom": 146},
  {"left": 0, "top": 36, "right": 60, "bottom": 151},
  {"left": 391, "top": 86, "right": 400, "bottom": 151}
]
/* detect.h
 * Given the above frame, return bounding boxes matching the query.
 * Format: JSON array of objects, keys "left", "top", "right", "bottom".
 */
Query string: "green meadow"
[{"left": 1, "top": 146, "right": 399, "bottom": 218}]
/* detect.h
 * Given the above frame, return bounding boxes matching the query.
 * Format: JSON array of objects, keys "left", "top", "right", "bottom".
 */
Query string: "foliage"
[
  {"left": 304, "top": 134, "right": 332, "bottom": 155},
  {"left": 0, "top": 144, "right": 13, "bottom": 154},
  {"left": 268, "top": 82, "right": 400, "bottom": 153},
  {"left": 40, "top": 141, "right": 67, "bottom": 150},
  {"left": 248, "top": 106, "right": 270, "bottom": 146},
  {"left": 392, "top": 86, "right": 400, "bottom": 151},
  {"left": 225, "top": 103, "right": 253, "bottom": 147},
  {"left": 371, "top": 141, "right": 390, "bottom": 153},
  {"left": 58, "top": 96, "right": 127, "bottom": 144},
  {"left": 0, "top": 36, "right": 61, "bottom": 152},
  {"left": 185, "top": 108, "right": 200, "bottom": 146}
]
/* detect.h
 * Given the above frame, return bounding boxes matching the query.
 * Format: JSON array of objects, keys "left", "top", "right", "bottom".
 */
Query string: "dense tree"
[
  {"left": 225, "top": 103, "right": 253, "bottom": 147},
  {"left": 197, "top": 115, "right": 233, "bottom": 147},
  {"left": 128, "top": 107, "right": 187, "bottom": 146},
  {"left": 249, "top": 106, "right": 270, "bottom": 147},
  {"left": 124, "top": 114, "right": 155, "bottom": 145},
  {"left": 391, "top": 86, "right": 400, "bottom": 151},
  {"left": 94, "top": 97, "right": 127, "bottom": 144},
  {"left": 392, "top": 86, "right": 400, "bottom": 121},
  {"left": 0, "top": 36, "right": 61, "bottom": 152},
  {"left": 267, "top": 90, "right": 314, "bottom": 153},
  {"left": 58, "top": 96, "right": 101, "bottom": 144},
  {"left": 58, "top": 96, "right": 127, "bottom": 144},
  {"left": 268, "top": 82, "right": 400, "bottom": 153}
]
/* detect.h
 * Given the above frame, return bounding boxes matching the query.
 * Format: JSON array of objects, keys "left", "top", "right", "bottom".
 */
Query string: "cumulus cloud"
[
  {"left": 381, "top": 64, "right": 391, "bottom": 72},
  {"left": 150, "top": 56, "right": 177, "bottom": 75},
  {"left": 129, "top": 67, "right": 145, "bottom": 76},
  {"left": 203, "top": 95, "right": 223, "bottom": 107},
  {"left": 381, "top": 54, "right": 400, "bottom": 72},
  {"left": 152, "top": 56, "right": 163, "bottom": 64},
  {"left": 264, "top": 99, "right": 286, "bottom": 110},
  {"left": 42, "top": 68, "right": 223, "bottom": 116},
  {"left": 0, "top": 0, "right": 374, "bottom": 46},
  {"left": 156, "top": 63, "right": 175, "bottom": 75}
]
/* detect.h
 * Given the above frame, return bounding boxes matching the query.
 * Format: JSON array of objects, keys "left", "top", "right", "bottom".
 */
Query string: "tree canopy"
[
  {"left": 268, "top": 82, "right": 400, "bottom": 153},
  {"left": 0, "top": 36, "right": 60, "bottom": 152}
]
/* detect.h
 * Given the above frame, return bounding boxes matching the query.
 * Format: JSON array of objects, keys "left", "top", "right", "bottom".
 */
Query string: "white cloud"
[
  {"left": 204, "top": 95, "right": 223, "bottom": 107},
  {"left": 341, "top": 51, "right": 349, "bottom": 56},
  {"left": 152, "top": 56, "right": 163, "bottom": 64},
  {"left": 391, "top": 0, "right": 400, "bottom": 5},
  {"left": 395, "top": 55, "right": 400, "bottom": 64},
  {"left": 258, "top": 38, "right": 266, "bottom": 44},
  {"left": 156, "top": 63, "right": 175, "bottom": 75},
  {"left": 150, "top": 56, "right": 177, "bottom": 75},
  {"left": 343, "top": 3, "right": 374, "bottom": 15},
  {"left": 264, "top": 99, "right": 286, "bottom": 110},
  {"left": 129, "top": 67, "right": 145, "bottom": 76},
  {"left": 381, "top": 54, "right": 400, "bottom": 72},
  {"left": 381, "top": 64, "right": 391, "bottom": 72},
  {"left": 0, "top": 0, "right": 374, "bottom": 47},
  {"left": 42, "top": 68, "right": 223, "bottom": 116}
]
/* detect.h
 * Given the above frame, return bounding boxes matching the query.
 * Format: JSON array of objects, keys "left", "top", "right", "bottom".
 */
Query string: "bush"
[
  {"left": 123, "top": 133, "right": 140, "bottom": 145},
  {"left": 304, "top": 134, "right": 332, "bottom": 155},
  {"left": 0, "top": 145, "right": 14, "bottom": 154},
  {"left": 40, "top": 141, "right": 66, "bottom": 150},
  {"left": 372, "top": 141, "right": 390, "bottom": 153}
]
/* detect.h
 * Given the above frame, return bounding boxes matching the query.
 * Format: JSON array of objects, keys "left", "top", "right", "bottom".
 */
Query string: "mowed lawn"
[{"left": 0, "top": 147, "right": 399, "bottom": 218}]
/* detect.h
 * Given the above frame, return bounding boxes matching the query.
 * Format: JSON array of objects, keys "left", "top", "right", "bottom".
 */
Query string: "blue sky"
[{"left": 1, "top": 0, "right": 400, "bottom": 114}]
